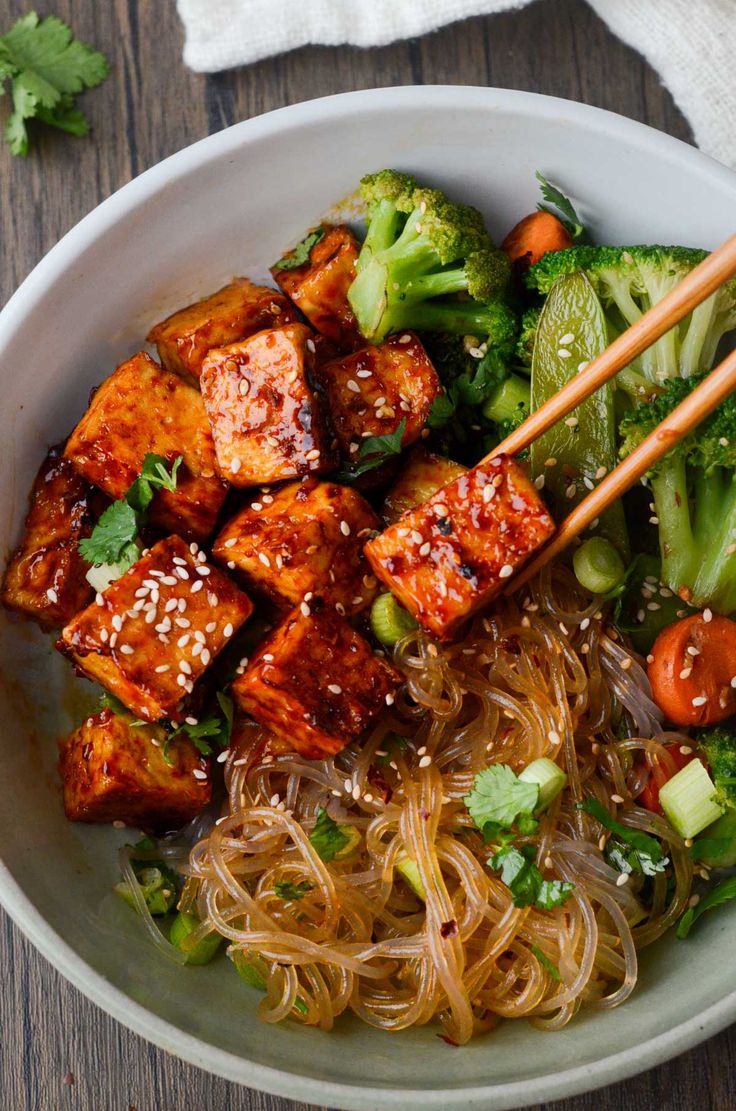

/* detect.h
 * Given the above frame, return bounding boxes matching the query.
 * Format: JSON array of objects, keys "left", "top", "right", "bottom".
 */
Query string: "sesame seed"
[
  {"left": 190, "top": 580, "right": 203, "bottom": 594},
  {"left": 611, "top": 793, "right": 624, "bottom": 804},
  {"left": 305, "top": 448, "right": 321, "bottom": 461},
  {"left": 548, "top": 730, "right": 561, "bottom": 745},
  {"left": 145, "top": 609, "right": 157, "bottom": 624},
  {"left": 419, "top": 542, "right": 431, "bottom": 556},
  {"left": 499, "top": 564, "right": 514, "bottom": 579},
  {"left": 703, "top": 608, "right": 713, "bottom": 623},
  {"left": 385, "top": 692, "right": 395, "bottom": 706},
  {"left": 177, "top": 634, "right": 190, "bottom": 648},
  {"left": 692, "top": 695, "right": 708, "bottom": 707},
  {"left": 192, "top": 769, "right": 208, "bottom": 781},
  {"left": 195, "top": 565, "right": 211, "bottom": 577},
  {"left": 598, "top": 835, "right": 607, "bottom": 851},
  {"left": 231, "top": 457, "right": 241, "bottom": 474},
  {"left": 558, "top": 348, "right": 572, "bottom": 359},
  {"left": 418, "top": 755, "right": 432, "bottom": 768},
  {"left": 45, "top": 587, "right": 59, "bottom": 604},
  {"left": 534, "top": 474, "right": 545, "bottom": 490},
  {"left": 679, "top": 668, "right": 693, "bottom": 680},
  {"left": 399, "top": 333, "right": 412, "bottom": 344},
  {"left": 300, "top": 602, "right": 311, "bottom": 617},
  {"left": 176, "top": 673, "right": 187, "bottom": 687},
  {"left": 340, "top": 520, "right": 351, "bottom": 536},
  {"left": 686, "top": 646, "right": 700, "bottom": 657},
  {"left": 564, "top": 416, "right": 579, "bottom": 428},
  {"left": 483, "top": 484, "right": 495, "bottom": 502},
  {"left": 647, "top": 602, "right": 661, "bottom": 612},
  {"left": 352, "top": 783, "right": 361, "bottom": 800},
  {"left": 580, "top": 617, "right": 590, "bottom": 631},
  {"left": 175, "top": 617, "right": 191, "bottom": 629},
  {"left": 328, "top": 684, "right": 342, "bottom": 694},
  {"left": 545, "top": 457, "right": 557, "bottom": 468},
  {"left": 578, "top": 361, "right": 589, "bottom": 373},
  {"left": 200, "top": 649, "right": 211, "bottom": 666},
  {"left": 223, "top": 622, "right": 234, "bottom": 638},
  {"left": 411, "top": 530, "right": 423, "bottom": 544},
  {"left": 160, "top": 575, "right": 177, "bottom": 586},
  {"left": 356, "top": 369, "right": 372, "bottom": 378},
  {"left": 559, "top": 332, "right": 575, "bottom": 345},
  {"left": 335, "top": 602, "right": 346, "bottom": 616},
  {"left": 616, "top": 873, "right": 629, "bottom": 887},
  {"left": 258, "top": 553, "right": 271, "bottom": 568},
  {"left": 346, "top": 380, "right": 361, "bottom": 393},
  {"left": 565, "top": 483, "right": 577, "bottom": 499},
  {"left": 111, "top": 614, "right": 123, "bottom": 632},
  {"left": 583, "top": 477, "right": 594, "bottom": 491},
  {"left": 154, "top": 664, "right": 170, "bottom": 673},
  {"left": 179, "top": 660, "right": 192, "bottom": 675},
  {"left": 620, "top": 657, "right": 632, "bottom": 671},
  {"left": 191, "top": 642, "right": 202, "bottom": 657}
]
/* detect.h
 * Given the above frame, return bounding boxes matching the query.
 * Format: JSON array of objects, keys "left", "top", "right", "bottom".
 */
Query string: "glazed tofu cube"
[
  {"left": 200, "top": 323, "right": 336, "bottom": 486},
  {"left": 58, "top": 536, "right": 253, "bottom": 722},
  {"left": 232, "top": 604, "right": 401, "bottom": 759},
  {"left": 146, "top": 277, "right": 297, "bottom": 384},
  {"left": 212, "top": 477, "right": 380, "bottom": 614},
  {"left": 2, "top": 446, "right": 96, "bottom": 629},
  {"left": 64, "top": 352, "right": 228, "bottom": 541},
  {"left": 316, "top": 333, "right": 441, "bottom": 456},
  {"left": 272, "top": 225, "right": 362, "bottom": 352},
  {"left": 59, "top": 708, "right": 210, "bottom": 831},
  {"left": 365, "top": 454, "right": 555, "bottom": 640},
  {"left": 382, "top": 447, "right": 468, "bottom": 524}
]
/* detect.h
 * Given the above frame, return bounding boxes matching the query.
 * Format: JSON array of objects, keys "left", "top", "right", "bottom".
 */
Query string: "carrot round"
[
  {"left": 637, "top": 744, "right": 695, "bottom": 814},
  {"left": 647, "top": 613, "right": 736, "bottom": 726},
  {"left": 501, "top": 211, "right": 573, "bottom": 268}
]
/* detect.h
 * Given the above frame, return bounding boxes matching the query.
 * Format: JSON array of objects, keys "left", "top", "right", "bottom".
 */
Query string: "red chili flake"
[
  {"left": 419, "top": 808, "right": 430, "bottom": 821},
  {"left": 367, "top": 764, "right": 392, "bottom": 804},
  {"left": 502, "top": 634, "right": 521, "bottom": 654},
  {"left": 62, "top": 1072, "right": 74, "bottom": 1087},
  {"left": 440, "top": 918, "right": 458, "bottom": 938}
]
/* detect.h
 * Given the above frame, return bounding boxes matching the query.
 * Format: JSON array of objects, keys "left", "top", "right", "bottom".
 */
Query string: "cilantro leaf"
[
  {"left": 334, "top": 419, "right": 407, "bottom": 482},
  {"left": 535, "top": 172, "right": 589, "bottom": 243},
  {"left": 126, "top": 453, "right": 183, "bottom": 513},
  {"left": 465, "top": 765, "right": 539, "bottom": 832},
  {"left": 0, "top": 12, "right": 108, "bottom": 156},
  {"left": 578, "top": 797, "right": 668, "bottom": 875},
  {"left": 99, "top": 691, "right": 145, "bottom": 727},
  {"left": 166, "top": 693, "right": 234, "bottom": 759},
  {"left": 376, "top": 733, "right": 410, "bottom": 766},
  {"left": 274, "top": 880, "right": 313, "bottom": 901},
  {"left": 677, "top": 876, "right": 736, "bottom": 939},
  {"left": 79, "top": 454, "right": 183, "bottom": 569},
  {"left": 78, "top": 500, "right": 139, "bottom": 568},
  {"left": 530, "top": 945, "right": 561, "bottom": 981},
  {"left": 273, "top": 227, "right": 326, "bottom": 271},
  {"left": 309, "top": 808, "right": 349, "bottom": 863},
  {"left": 489, "top": 844, "right": 573, "bottom": 910}
]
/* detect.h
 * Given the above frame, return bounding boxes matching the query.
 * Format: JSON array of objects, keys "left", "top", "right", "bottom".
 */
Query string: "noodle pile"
[{"left": 178, "top": 567, "right": 693, "bottom": 1042}]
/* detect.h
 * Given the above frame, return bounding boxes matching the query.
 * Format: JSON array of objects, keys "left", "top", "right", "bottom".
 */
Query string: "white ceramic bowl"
[{"left": 1, "top": 87, "right": 735, "bottom": 1111}]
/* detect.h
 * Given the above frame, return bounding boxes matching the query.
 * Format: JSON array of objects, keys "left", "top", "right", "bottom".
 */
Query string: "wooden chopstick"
[
  {"left": 509, "top": 344, "right": 736, "bottom": 592},
  {"left": 489, "top": 233, "right": 736, "bottom": 461}
]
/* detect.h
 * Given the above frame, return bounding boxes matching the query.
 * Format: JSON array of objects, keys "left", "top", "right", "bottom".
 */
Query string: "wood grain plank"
[{"left": 0, "top": 0, "right": 728, "bottom": 1108}]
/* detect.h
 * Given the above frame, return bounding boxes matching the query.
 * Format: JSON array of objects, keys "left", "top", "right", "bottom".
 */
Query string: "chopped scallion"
[{"left": 659, "top": 759, "right": 724, "bottom": 839}]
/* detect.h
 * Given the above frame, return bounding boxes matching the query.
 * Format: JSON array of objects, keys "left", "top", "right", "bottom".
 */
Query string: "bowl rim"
[{"left": 2, "top": 84, "right": 736, "bottom": 1111}]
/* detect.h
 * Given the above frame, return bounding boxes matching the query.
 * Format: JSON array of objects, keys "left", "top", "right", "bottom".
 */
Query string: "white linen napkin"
[{"left": 176, "top": 0, "right": 736, "bottom": 170}]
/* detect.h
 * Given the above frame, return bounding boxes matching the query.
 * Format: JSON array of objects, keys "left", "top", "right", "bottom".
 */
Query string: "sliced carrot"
[
  {"left": 637, "top": 745, "right": 696, "bottom": 815},
  {"left": 647, "top": 613, "right": 736, "bottom": 726},
  {"left": 501, "top": 211, "right": 573, "bottom": 269}
]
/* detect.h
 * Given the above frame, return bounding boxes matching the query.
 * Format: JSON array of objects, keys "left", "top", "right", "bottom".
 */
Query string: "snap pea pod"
[{"left": 530, "top": 272, "right": 629, "bottom": 559}]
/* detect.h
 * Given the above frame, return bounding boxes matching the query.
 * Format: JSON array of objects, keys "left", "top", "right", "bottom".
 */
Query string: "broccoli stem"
[
  {"left": 650, "top": 458, "right": 697, "bottom": 592},
  {"left": 385, "top": 300, "right": 504, "bottom": 336},
  {"left": 692, "top": 477, "right": 736, "bottom": 611}
]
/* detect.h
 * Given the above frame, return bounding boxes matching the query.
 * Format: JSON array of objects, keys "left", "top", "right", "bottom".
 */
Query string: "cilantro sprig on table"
[
  {"left": 78, "top": 453, "right": 183, "bottom": 571},
  {"left": 0, "top": 12, "right": 109, "bottom": 156},
  {"left": 464, "top": 765, "right": 573, "bottom": 910}
]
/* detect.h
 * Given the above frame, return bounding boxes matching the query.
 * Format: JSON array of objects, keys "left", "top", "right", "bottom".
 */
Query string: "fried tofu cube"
[
  {"left": 382, "top": 447, "right": 468, "bottom": 524},
  {"left": 146, "top": 277, "right": 298, "bottom": 384},
  {"left": 200, "top": 323, "right": 336, "bottom": 486},
  {"left": 59, "top": 708, "right": 210, "bottom": 831},
  {"left": 64, "top": 352, "right": 228, "bottom": 541},
  {"left": 272, "top": 225, "right": 362, "bottom": 352},
  {"left": 365, "top": 454, "right": 555, "bottom": 640},
  {"left": 212, "top": 477, "right": 380, "bottom": 615},
  {"left": 58, "top": 536, "right": 253, "bottom": 722},
  {"left": 232, "top": 604, "right": 401, "bottom": 759},
  {"left": 2, "top": 446, "right": 96, "bottom": 629},
  {"left": 316, "top": 333, "right": 441, "bottom": 456}
]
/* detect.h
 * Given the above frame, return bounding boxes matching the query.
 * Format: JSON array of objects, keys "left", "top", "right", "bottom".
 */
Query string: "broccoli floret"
[
  {"left": 697, "top": 728, "right": 736, "bottom": 808},
  {"left": 527, "top": 246, "right": 736, "bottom": 388},
  {"left": 516, "top": 306, "right": 541, "bottom": 367},
  {"left": 619, "top": 375, "right": 736, "bottom": 612},
  {"left": 348, "top": 169, "right": 512, "bottom": 344}
]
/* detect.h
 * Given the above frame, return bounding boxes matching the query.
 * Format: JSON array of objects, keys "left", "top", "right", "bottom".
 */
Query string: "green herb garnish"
[
  {"left": 273, "top": 227, "right": 325, "bottom": 271},
  {"left": 535, "top": 171, "right": 589, "bottom": 243},
  {"left": 489, "top": 843, "right": 573, "bottom": 910},
  {"left": 0, "top": 12, "right": 108, "bottom": 156},
  {"left": 309, "top": 808, "right": 349, "bottom": 863},
  {"left": 578, "top": 797, "right": 668, "bottom": 876},
  {"left": 530, "top": 945, "right": 561, "bottom": 981},
  {"left": 274, "top": 881, "right": 313, "bottom": 901},
  {"left": 334, "top": 419, "right": 407, "bottom": 482},
  {"left": 677, "top": 877, "right": 736, "bottom": 939},
  {"left": 79, "top": 453, "right": 183, "bottom": 571},
  {"left": 464, "top": 765, "right": 539, "bottom": 833}
]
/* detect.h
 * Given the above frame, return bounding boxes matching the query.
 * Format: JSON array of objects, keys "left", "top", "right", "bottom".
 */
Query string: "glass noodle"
[{"left": 180, "top": 566, "right": 692, "bottom": 1042}]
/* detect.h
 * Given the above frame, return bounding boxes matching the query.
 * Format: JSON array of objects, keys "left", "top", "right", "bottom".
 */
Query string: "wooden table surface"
[{"left": 0, "top": 1, "right": 733, "bottom": 1108}]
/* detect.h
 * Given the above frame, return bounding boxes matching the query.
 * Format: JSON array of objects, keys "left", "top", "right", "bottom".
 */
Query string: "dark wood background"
[{"left": 0, "top": 0, "right": 730, "bottom": 1107}]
